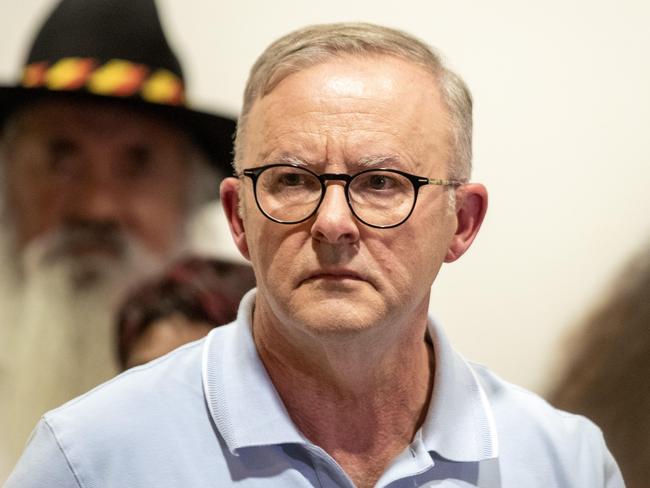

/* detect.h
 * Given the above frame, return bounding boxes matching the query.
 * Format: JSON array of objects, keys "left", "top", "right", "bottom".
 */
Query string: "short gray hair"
[{"left": 235, "top": 22, "right": 473, "bottom": 180}]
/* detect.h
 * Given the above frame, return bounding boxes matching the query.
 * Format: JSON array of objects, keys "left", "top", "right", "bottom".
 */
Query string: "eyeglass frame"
[{"left": 240, "top": 163, "right": 465, "bottom": 229}]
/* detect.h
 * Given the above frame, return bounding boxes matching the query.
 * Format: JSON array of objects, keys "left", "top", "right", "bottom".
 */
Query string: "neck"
[{"left": 253, "top": 299, "right": 435, "bottom": 488}]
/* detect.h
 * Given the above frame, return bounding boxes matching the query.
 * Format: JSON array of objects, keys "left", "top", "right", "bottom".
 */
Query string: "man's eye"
[
  {"left": 364, "top": 174, "right": 397, "bottom": 191},
  {"left": 123, "top": 145, "right": 153, "bottom": 178},
  {"left": 46, "top": 138, "right": 78, "bottom": 176},
  {"left": 368, "top": 175, "right": 389, "bottom": 189},
  {"left": 278, "top": 173, "right": 305, "bottom": 186}
]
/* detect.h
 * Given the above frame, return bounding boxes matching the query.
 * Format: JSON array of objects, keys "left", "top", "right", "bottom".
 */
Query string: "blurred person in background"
[
  {"left": 116, "top": 257, "right": 255, "bottom": 370},
  {"left": 548, "top": 240, "right": 650, "bottom": 488},
  {"left": 0, "top": 0, "right": 235, "bottom": 476}
]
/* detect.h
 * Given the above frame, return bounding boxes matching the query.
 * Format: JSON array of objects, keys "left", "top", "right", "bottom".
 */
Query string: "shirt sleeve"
[
  {"left": 603, "top": 444, "right": 626, "bottom": 488},
  {"left": 576, "top": 415, "right": 626, "bottom": 488},
  {"left": 5, "top": 419, "right": 82, "bottom": 488}
]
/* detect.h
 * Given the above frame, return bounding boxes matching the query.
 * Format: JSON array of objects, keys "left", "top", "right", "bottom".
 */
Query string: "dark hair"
[
  {"left": 548, "top": 241, "right": 650, "bottom": 487},
  {"left": 116, "top": 257, "right": 255, "bottom": 369}
]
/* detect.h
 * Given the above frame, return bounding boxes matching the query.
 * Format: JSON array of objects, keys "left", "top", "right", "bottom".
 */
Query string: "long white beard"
[{"left": 0, "top": 229, "right": 169, "bottom": 478}]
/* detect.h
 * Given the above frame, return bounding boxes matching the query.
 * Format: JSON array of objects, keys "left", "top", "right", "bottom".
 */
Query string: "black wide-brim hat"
[{"left": 0, "top": 0, "right": 236, "bottom": 174}]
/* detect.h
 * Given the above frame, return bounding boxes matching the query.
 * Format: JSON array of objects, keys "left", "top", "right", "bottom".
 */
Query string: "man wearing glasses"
[{"left": 8, "top": 23, "right": 624, "bottom": 488}]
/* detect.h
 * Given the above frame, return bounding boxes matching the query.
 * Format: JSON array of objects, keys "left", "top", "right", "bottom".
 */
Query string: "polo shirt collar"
[
  {"left": 422, "top": 316, "right": 499, "bottom": 461},
  {"left": 203, "top": 290, "right": 498, "bottom": 462},
  {"left": 202, "top": 290, "right": 307, "bottom": 454}
]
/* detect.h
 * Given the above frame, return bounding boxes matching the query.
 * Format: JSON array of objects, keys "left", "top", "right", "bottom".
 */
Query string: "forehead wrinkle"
[
  {"left": 254, "top": 123, "right": 441, "bottom": 176},
  {"left": 249, "top": 73, "right": 450, "bottom": 175},
  {"left": 253, "top": 130, "right": 327, "bottom": 166},
  {"left": 255, "top": 123, "right": 422, "bottom": 172}
]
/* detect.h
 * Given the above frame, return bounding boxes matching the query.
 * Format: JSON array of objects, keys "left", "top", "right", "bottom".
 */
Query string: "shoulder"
[
  {"left": 48, "top": 335, "right": 206, "bottom": 427},
  {"left": 40, "top": 320, "right": 243, "bottom": 441},
  {"left": 8, "top": 337, "right": 213, "bottom": 486},
  {"left": 470, "top": 361, "right": 593, "bottom": 432},
  {"left": 49, "top": 321, "right": 239, "bottom": 424},
  {"left": 470, "top": 362, "right": 624, "bottom": 486}
]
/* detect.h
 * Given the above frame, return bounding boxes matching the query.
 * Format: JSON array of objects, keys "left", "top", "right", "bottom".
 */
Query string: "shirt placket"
[{"left": 306, "top": 445, "right": 357, "bottom": 488}]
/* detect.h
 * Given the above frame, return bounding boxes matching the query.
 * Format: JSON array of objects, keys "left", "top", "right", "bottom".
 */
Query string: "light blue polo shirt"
[{"left": 6, "top": 290, "right": 624, "bottom": 487}]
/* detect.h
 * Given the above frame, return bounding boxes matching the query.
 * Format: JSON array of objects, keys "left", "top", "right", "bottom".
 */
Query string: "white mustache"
[
  {"left": 19, "top": 223, "right": 131, "bottom": 278},
  {"left": 42, "top": 223, "right": 127, "bottom": 263}
]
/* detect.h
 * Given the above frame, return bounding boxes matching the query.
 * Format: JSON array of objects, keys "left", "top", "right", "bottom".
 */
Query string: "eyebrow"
[
  {"left": 275, "top": 154, "right": 308, "bottom": 166},
  {"left": 266, "top": 154, "right": 405, "bottom": 171},
  {"left": 357, "top": 155, "right": 403, "bottom": 169}
]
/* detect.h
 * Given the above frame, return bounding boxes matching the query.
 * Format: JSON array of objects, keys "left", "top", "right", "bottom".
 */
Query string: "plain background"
[{"left": 1, "top": 0, "right": 649, "bottom": 394}]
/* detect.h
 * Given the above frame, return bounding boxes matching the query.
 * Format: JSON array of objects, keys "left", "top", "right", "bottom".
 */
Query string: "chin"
[{"left": 290, "top": 295, "right": 388, "bottom": 336}]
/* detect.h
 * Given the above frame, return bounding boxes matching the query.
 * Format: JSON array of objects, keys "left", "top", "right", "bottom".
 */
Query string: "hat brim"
[{"left": 0, "top": 85, "right": 237, "bottom": 176}]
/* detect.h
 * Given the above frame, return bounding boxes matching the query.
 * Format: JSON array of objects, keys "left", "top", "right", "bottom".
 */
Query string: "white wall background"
[{"left": 2, "top": 0, "right": 649, "bottom": 394}]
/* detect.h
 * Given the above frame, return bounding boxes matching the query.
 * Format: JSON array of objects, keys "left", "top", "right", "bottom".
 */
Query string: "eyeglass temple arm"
[{"left": 421, "top": 177, "right": 465, "bottom": 187}]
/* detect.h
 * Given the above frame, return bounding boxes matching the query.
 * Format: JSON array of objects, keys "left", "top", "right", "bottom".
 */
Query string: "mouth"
[
  {"left": 52, "top": 241, "right": 123, "bottom": 261},
  {"left": 301, "top": 269, "right": 367, "bottom": 285},
  {"left": 50, "top": 232, "right": 126, "bottom": 261}
]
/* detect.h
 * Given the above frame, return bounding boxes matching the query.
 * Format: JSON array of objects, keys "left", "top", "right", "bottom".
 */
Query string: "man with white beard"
[{"left": 0, "top": 0, "right": 236, "bottom": 477}]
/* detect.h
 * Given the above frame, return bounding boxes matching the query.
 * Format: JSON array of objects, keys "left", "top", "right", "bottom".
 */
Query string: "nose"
[
  {"left": 310, "top": 182, "right": 360, "bottom": 244},
  {"left": 64, "top": 166, "right": 124, "bottom": 223}
]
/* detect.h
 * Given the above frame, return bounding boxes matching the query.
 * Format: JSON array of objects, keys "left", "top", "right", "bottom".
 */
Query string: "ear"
[
  {"left": 445, "top": 183, "right": 488, "bottom": 263},
  {"left": 220, "top": 177, "right": 251, "bottom": 260}
]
